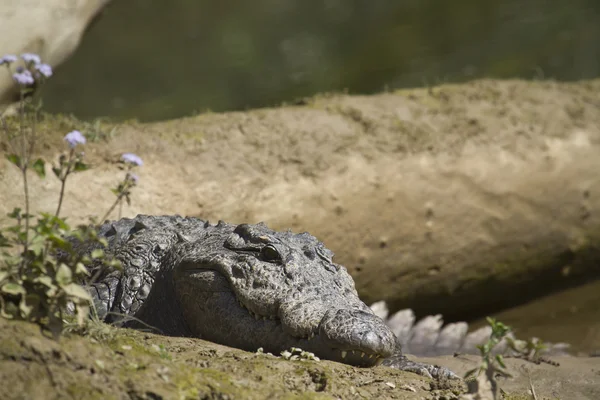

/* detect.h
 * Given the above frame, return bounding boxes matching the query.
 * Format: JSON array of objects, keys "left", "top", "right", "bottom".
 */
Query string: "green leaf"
[
  {"left": 21, "top": 87, "right": 34, "bottom": 96},
  {"left": 0, "top": 301, "right": 19, "bottom": 319},
  {"left": 76, "top": 303, "right": 90, "bottom": 326},
  {"left": 28, "top": 239, "right": 45, "bottom": 257},
  {"left": 29, "top": 260, "right": 48, "bottom": 274},
  {"left": 7, "top": 208, "right": 22, "bottom": 219},
  {"left": 56, "top": 263, "right": 73, "bottom": 285},
  {"left": 0, "top": 271, "right": 8, "bottom": 283},
  {"left": 34, "top": 275, "right": 54, "bottom": 288},
  {"left": 52, "top": 166, "right": 61, "bottom": 178},
  {"left": 75, "top": 262, "right": 89, "bottom": 276},
  {"left": 496, "top": 354, "right": 506, "bottom": 368},
  {"left": 53, "top": 217, "right": 70, "bottom": 231},
  {"left": 87, "top": 229, "right": 99, "bottom": 240},
  {"left": 5, "top": 154, "right": 21, "bottom": 168},
  {"left": 62, "top": 283, "right": 92, "bottom": 302},
  {"left": 464, "top": 368, "right": 477, "bottom": 379},
  {"left": 91, "top": 249, "right": 104, "bottom": 259},
  {"left": 1, "top": 282, "right": 26, "bottom": 295},
  {"left": 19, "top": 297, "right": 33, "bottom": 317},
  {"left": 15, "top": 230, "right": 28, "bottom": 243},
  {"left": 47, "top": 235, "right": 69, "bottom": 250},
  {"left": 32, "top": 158, "right": 46, "bottom": 179},
  {"left": 73, "top": 161, "right": 90, "bottom": 172},
  {"left": 5, "top": 227, "right": 20, "bottom": 235},
  {"left": 0, "top": 233, "right": 10, "bottom": 248}
]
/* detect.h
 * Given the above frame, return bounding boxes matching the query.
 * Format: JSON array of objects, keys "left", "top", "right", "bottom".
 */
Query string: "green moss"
[
  {"left": 170, "top": 367, "right": 249, "bottom": 399},
  {"left": 279, "top": 393, "right": 334, "bottom": 400},
  {"left": 501, "top": 394, "right": 537, "bottom": 400},
  {"left": 65, "top": 384, "right": 110, "bottom": 400}
]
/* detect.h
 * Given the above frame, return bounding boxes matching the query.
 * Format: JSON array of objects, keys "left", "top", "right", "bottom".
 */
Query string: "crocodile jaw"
[{"left": 175, "top": 269, "right": 395, "bottom": 366}]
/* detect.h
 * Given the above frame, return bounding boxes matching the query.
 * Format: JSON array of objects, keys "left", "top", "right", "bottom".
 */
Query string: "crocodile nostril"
[{"left": 303, "top": 249, "right": 315, "bottom": 260}]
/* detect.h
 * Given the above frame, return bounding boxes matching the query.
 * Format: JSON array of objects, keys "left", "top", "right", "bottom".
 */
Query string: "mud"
[
  {"left": 1, "top": 317, "right": 599, "bottom": 400},
  {"left": 0, "top": 318, "right": 462, "bottom": 400}
]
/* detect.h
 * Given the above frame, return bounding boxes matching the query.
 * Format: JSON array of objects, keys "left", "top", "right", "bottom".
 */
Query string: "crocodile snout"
[{"left": 318, "top": 308, "right": 396, "bottom": 365}]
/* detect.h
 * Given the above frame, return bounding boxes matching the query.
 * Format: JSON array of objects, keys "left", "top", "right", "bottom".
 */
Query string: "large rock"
[
  {"left": 0, "top": 0, "right": 111, "bottom": 103},
  {"left": 1, "top": 79, "right": 600, "bottom": 327}
]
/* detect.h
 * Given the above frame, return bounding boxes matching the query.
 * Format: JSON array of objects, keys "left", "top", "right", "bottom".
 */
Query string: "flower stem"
[
  {"left": 18, "top": 89, "right": 30, "bottom": 264},
  {"left": 55, "top": 149, "right": 74, "bottom": 218},
  {"left": 101, "top": 193, "right": 125, "bottom": 223}
]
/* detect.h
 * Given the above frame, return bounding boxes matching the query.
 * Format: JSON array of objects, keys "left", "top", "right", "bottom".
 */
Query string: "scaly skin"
[{"left": 74, "top": 215, "right": 456, "bottom": 378}]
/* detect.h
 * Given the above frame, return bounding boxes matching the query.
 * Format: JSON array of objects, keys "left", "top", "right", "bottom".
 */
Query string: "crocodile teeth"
[
  {"left": 341, "top": 351, "right": 347, "bottom": 359},
  {"left": 360, "top": 352, "right": 365, "bottom": 358},
  {"left": 374, "top": 357, "right": 384, "bottom": 366},
  {"left": 368, "top": 354, "right": 374, "bottom": 359},
  {"left": 254, "top": 313, "right": 259, "bottom": 320}
]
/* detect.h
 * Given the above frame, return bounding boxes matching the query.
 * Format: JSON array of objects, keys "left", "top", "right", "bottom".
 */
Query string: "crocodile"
[{"left": 71, "top": 214, "right": 459, "bottom": 379}]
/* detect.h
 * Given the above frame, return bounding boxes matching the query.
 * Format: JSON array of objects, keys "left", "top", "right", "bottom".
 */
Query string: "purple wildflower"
[
  {"left": 64, "top": 130, "right": 86, "bottom": 148},
  {"left": 13, "top": 70, "right": 34, "bottom": 85},
  {"left": 21, "top": 53, "right": 41, "bottom": 65},
  {"left": 0, "top": 54, "right": 17, "bottom": 65},
  {"left": 35, "top": 63, "right": 53, "bottom": 78},
  {"left": 128, "top": 174, "right": 139, "bottom": 184},
  {"left": 121, "top": 153, "right": 143, "bottom": 166}
]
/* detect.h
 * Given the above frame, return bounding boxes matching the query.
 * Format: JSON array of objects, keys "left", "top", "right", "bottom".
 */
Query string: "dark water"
[
  {"left": 471, "top": 278, "right": 600, "bottom": 354},
  {"left": 42, "top": 0, "right": 600, "bottom": 122}
]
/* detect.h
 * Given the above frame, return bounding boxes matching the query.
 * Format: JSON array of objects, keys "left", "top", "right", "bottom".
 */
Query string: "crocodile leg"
[
  {"left": 382, "top": 352, "right": 459, "bottom": 379},
  {"left": 88, "top": 276, "right": 120, "bottom": 320}
]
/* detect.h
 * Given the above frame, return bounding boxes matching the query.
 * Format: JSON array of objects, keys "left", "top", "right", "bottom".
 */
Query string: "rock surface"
[
  {"left": 0, "top": 0, "right": 111, "bottom": 103},
  {"left": 1, "top": 79, "right": 600, "bottom": 348}
]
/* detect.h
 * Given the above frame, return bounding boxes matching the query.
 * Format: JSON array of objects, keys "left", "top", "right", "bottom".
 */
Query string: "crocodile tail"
[{"left": 370, "top": 301, "right": 571, "bottom": 357}]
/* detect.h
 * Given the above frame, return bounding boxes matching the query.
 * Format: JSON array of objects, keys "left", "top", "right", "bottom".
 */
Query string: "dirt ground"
[{"left": 1, "top": 317, "right": 599, "bottom": 400}]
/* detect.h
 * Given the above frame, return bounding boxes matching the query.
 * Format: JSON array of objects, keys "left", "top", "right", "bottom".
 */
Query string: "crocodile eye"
[{"left": 261, "top": 245, "right": 281, "bottom": 262}]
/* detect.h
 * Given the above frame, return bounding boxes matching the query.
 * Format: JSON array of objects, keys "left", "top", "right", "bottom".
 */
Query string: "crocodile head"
[{"left": 172, "top": 221, "right": 396, "bottom": 366}]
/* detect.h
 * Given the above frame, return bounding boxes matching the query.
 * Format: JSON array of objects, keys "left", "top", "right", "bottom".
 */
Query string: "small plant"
[
  {"left": 504, "top": 336, "right": 549, "bottom": 365},
  {"left": 462, "top": 317, "right": 554, "bottom": 400},
  {"left": 464, "top": 317, "right": 512, "bottom": 380},
  {"left": 80, "top": 118, "right": 119, "bottom": 143},
  {"left": 151, "top": 343, "right": 172, "bottom": 360},
  {"left": 103, "top": 152, "right": 144, "bottom": 221},
  {"left": 0, "top": 53, "right": 143, "bottom": 338}
]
